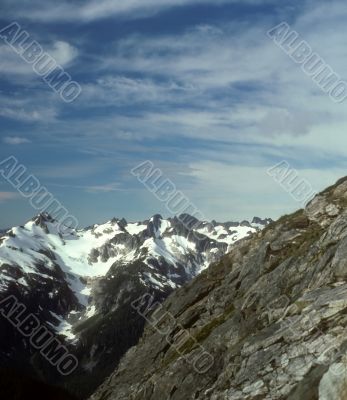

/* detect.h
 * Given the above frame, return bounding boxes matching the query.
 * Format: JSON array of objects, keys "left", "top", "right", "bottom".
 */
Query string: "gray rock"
[{"left": 90, "top": 176, "right": 347, "bottom": 400}]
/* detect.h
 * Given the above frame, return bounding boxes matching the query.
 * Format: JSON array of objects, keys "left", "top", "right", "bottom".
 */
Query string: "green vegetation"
[
  {"left": 194, "top": 303, "right": 234, "bottom": 344},
  {"left": 262, "top": 209, "right": 304, "bottom": 235},
  {"left": 294, "top": 300, "right": 311, "bottom": 313},
  {"left": 267, "top": 218, "right": 324, "bottom": 272},
  {"left": 161, "top": 303, "right": 235, "bottom": 368}
]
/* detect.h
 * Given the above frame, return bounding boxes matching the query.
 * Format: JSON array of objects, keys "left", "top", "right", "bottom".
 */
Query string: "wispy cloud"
[
  {"left": 82, "top": 76, "right": 199, "bottom": 106},
  {"left": 3, "top": 1, "right": 345, "bottom": 152},
  {"left": 0, "top": 84, "right": 59, "bottom": 124},
  {"left": 0, "top": 41, "right": 78, "bottom": 77},
  {"left": 0, "top": 105, "right": 58, "bottom": 122},
  {"left": 3, "top": 136, "right": 31, "bottom": 145},
  {"left": 85, "top": 182, "right": 122, "bottom": 193},
  {"left": 81, "top": 5, "right": 347, "bottom": 150},
  {"left": 48, "top": 182, "right": 123, "bottom": 193},
  {"left": 1, "top": 0, "right": 347, "bottom": 225},
  {"left": 1, "top": 0, "right": 276, "bottom": 22}
]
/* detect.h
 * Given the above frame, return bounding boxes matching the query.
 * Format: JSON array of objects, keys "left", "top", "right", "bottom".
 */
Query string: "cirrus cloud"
[
  {"left": 3, "top": 136, "right": 31, "bottom": 145},
  {"left": 1, "top": 0, "right": 276, "bottom": 22}
]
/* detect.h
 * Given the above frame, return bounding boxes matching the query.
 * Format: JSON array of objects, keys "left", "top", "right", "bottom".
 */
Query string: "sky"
[{"left": 1, "top": 0, "right": 347, "bottom": 228}]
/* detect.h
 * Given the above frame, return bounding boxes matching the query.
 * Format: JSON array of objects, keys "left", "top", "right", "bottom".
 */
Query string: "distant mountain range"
[{"left": 0, "top": 213, "right": 271, "bottom": 398}]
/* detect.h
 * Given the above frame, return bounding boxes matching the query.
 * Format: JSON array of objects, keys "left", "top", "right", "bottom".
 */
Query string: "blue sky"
[{"left": 1, "top": 0, "right": 347, "bottom": 228}]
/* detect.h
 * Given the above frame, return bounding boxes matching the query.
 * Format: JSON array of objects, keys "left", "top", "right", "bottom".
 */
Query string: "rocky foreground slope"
[{"left": 90, "top": 177, "right": 347, "bottom": 400}]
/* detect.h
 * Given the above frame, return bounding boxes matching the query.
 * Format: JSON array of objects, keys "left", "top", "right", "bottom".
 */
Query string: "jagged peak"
[
  {"left": 177, "top": 213, "right": 201, "bottom": 228},
  {"left": 150, "top": 214, "right": 163, "bottom": 222},
  {"left": 252, "top": 216, "right": 274, "bottom": 226},
  {"left": 30, "top": 213, "right": 58, "bottom": 232},
  {"left": 32, "top": 212, "right": 56, "bottom": 223}
]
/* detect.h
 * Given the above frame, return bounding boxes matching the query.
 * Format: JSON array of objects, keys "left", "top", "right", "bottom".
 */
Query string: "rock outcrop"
[{"left": 90, "top": 177, "right": 347, "bottom": 400}]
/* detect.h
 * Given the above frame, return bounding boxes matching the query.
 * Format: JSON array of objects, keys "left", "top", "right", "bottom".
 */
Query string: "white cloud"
[
  {"left": 0, "top": 44, "right": 33, "bottom": 76},
  {"left": 81, "top": 1, "right": 347, "bottom": 156},
  {"left": 82, "top": 76, "right": 199, "bottom": 106},
  {"left": 0, "top": 89, "right": 59, "bottom": 123},
  {"left": 0, "top": 105, "right": 57, "bottom": 122},
  {"left": 102, "top": 24, "right": 278, "bottom": 89},
  {"left": 1, "top": 0, "right": 347, "bottom": 222},
  {"left": 2, "top": 0, "right": 275, "bottom": 22},
  {"left": 0, "top": 40, "right": 78, "bottom": 78},
  {"left": 48, "top": 41, "right": 78, "bottom": 66},
  {"left": 86, "top": 182, "right": 121, "bottom": 193},
  {"left": 3, "top": 0, "right": 343, "bottom": 170},
  {"left": 3, "top": 136, "right": 31, "bottom": 145}
]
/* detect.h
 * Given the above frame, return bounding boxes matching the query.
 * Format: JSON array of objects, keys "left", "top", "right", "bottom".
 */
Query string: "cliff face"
[{"left": 90, "top": 177, "right": 347, "bottom": 400}]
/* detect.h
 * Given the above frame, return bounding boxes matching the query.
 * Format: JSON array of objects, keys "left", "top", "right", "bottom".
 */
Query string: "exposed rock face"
[{"left": 90, "top": 177, "right": 347, "bottom": 400}]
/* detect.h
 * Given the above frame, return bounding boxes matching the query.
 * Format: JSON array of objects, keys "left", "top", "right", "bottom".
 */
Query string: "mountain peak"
[
  {"left": 177, "top": 213, "right": 201, "bottom": 228},
  {"left": 31, "top": 212, "right": 57, "bottom": 231},
  {"left": 33, "top": 212, "right": 55, "bottom": 222},
  {"left": 252, "top": 216, "right": 273, "bottom": 226},
  {"left": 150, "top": 214, "right": 163, "bottom": 221}
]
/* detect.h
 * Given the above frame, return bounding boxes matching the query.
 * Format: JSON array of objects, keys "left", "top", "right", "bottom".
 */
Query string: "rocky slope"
[
  {"left": 90, "top": 177, "right": 347, "bottom": 400},
  {"left": 0, "top": 213, "right": 268, "bottom": 398}
]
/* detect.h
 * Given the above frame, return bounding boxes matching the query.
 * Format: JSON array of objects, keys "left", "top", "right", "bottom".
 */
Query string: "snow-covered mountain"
[
  {"left": 0, "top": 213, "right": 270, "bottom": 309},
  {"left": 0, "top": 212, "right": 271, "bottom": 398}
]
